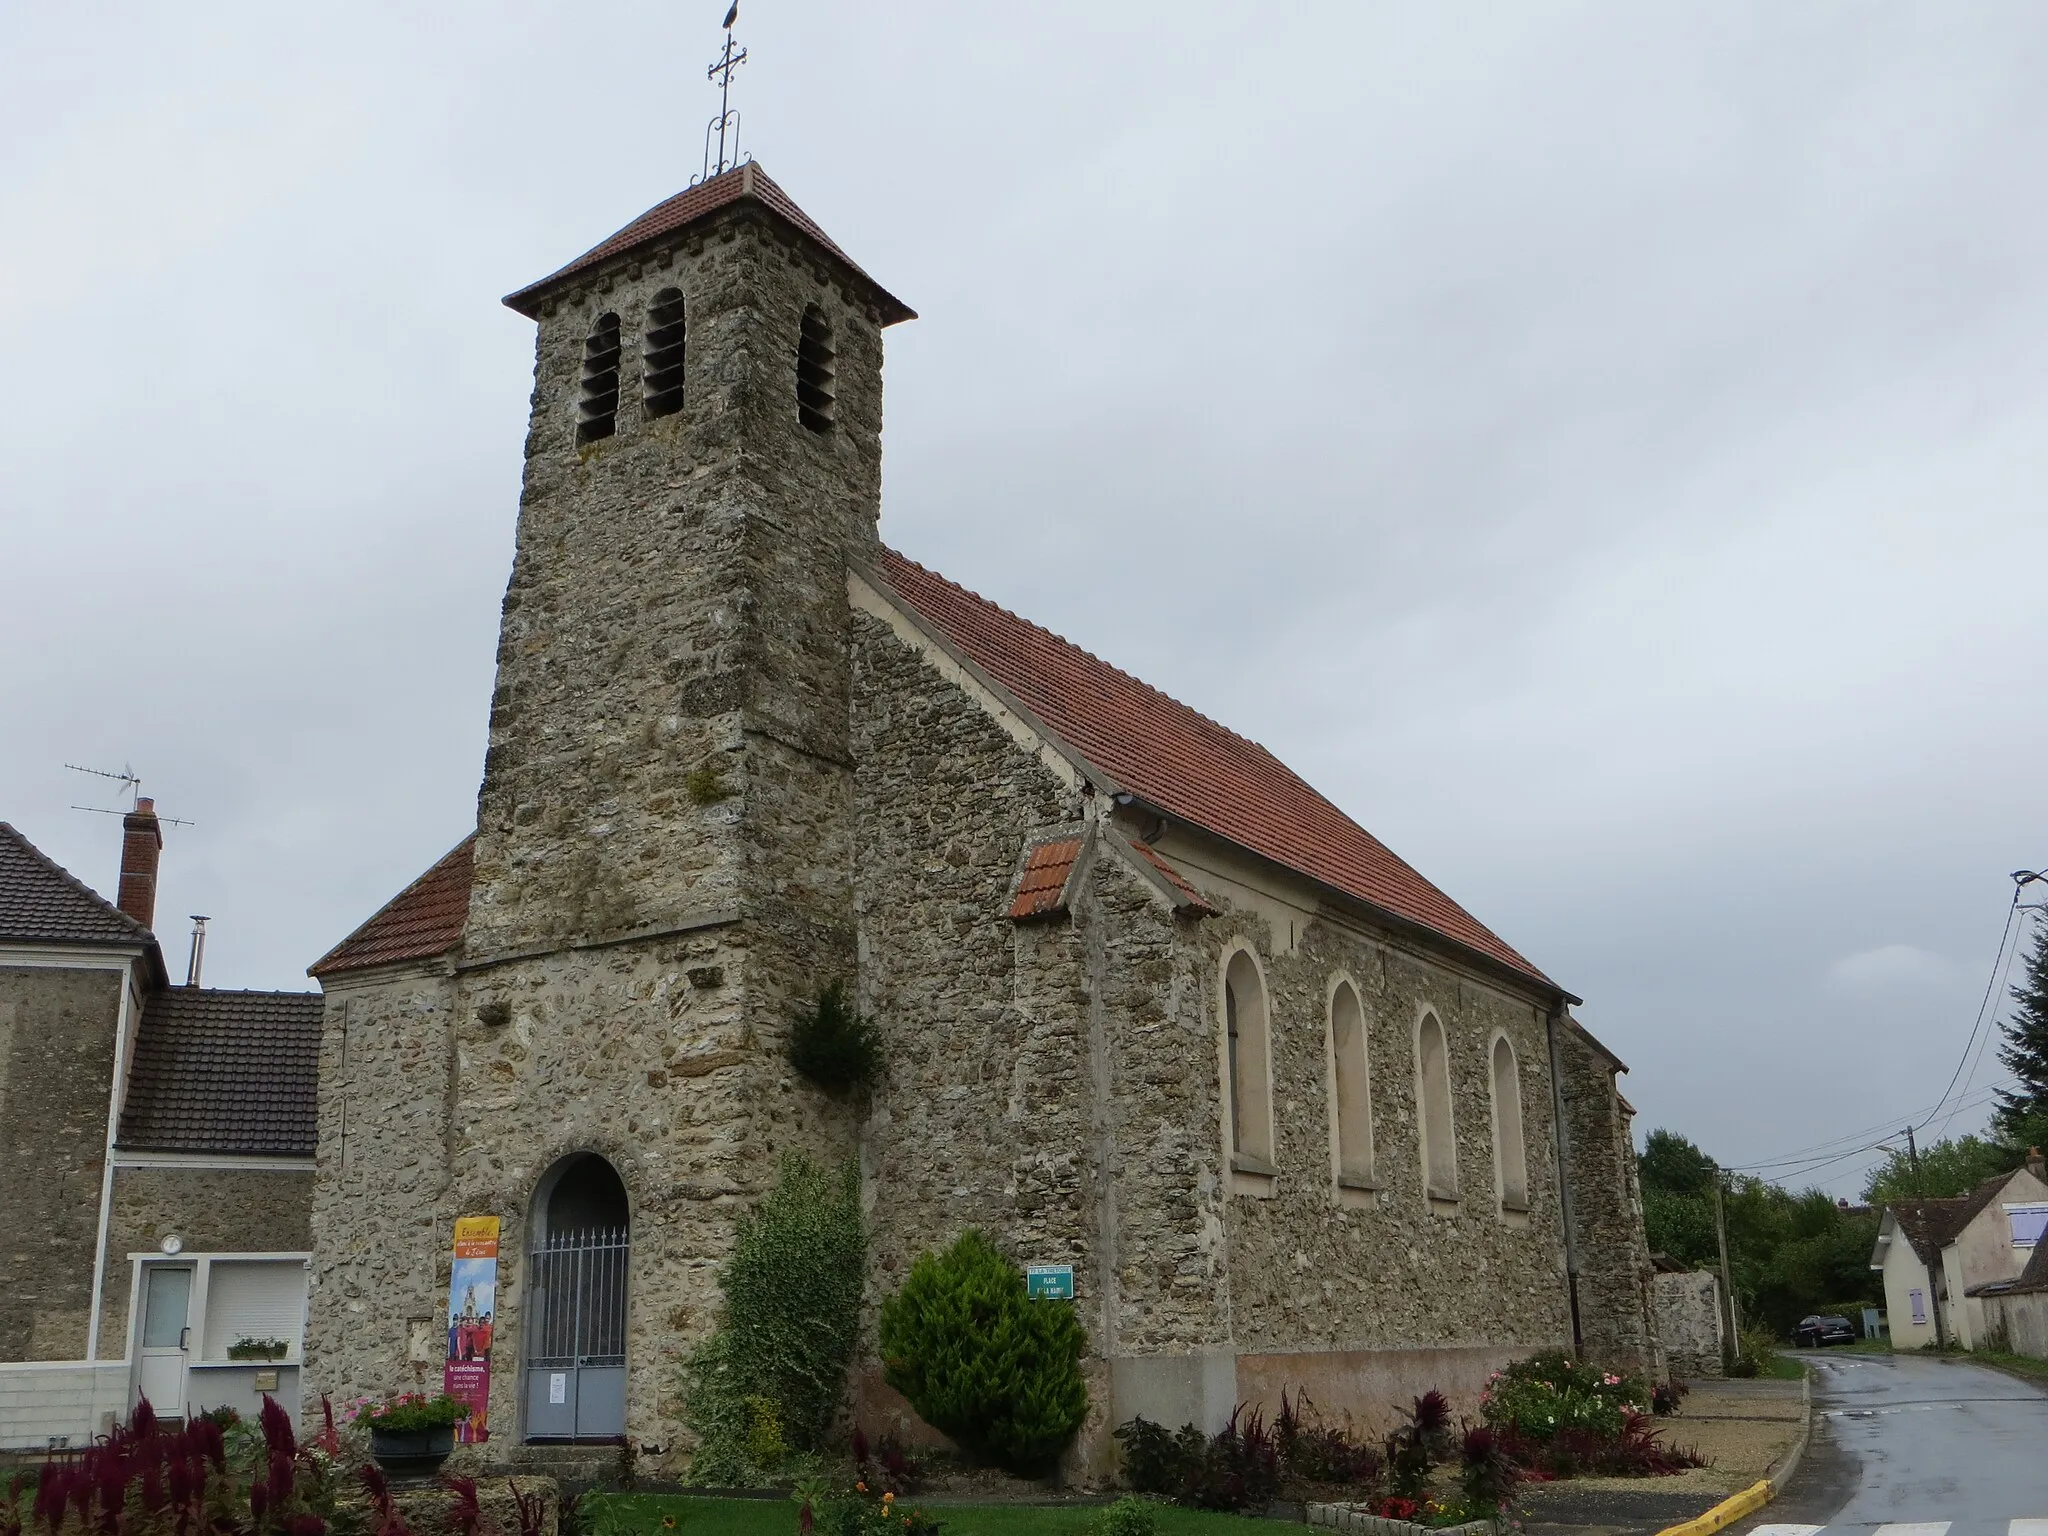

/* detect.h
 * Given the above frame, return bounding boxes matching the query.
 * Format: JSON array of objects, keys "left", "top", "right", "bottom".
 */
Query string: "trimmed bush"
[
  {"left": 878, "top": 1229, "right": 1089, "bottom": 1475},
  {"left": 1480, "top": 1350, "right": 1646, "bottom": 1440},
  {"left": 682, "top": 1155, "right": 866, "bottom": 1484}
]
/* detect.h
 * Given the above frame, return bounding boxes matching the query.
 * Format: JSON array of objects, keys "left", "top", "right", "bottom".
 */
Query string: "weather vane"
[{"left": 698, "top": 2, "right": 749, "bottom": 184}]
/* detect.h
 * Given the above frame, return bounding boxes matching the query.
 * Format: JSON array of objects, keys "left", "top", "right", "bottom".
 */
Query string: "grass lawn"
[
  {"left": 592, "top": 1494, "right": 1278, "bottom": 1536},
  {"left": 1954, "top": 1347, "right": 2048, "bottom": 1384},
  {"left": 1759, "top": 1352, "right": 1806, "bottom": 1380}
]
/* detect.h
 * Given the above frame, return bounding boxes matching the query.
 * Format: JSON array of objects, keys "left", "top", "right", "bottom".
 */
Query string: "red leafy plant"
[{"left": 26, "top": 1393, "right": 336, "bottom": 1536}]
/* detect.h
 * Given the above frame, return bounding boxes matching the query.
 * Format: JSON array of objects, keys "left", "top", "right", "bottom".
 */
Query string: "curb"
[
  {"left": 1652, "top": 1368, "right": 1814, "bottom": 1536},
  {"left": 1766, "top": 1367, "right": 1814, "bottom": 1495},
  {"left": 1650, "top": 1480, "right": 1773, "bottom": 1536}
]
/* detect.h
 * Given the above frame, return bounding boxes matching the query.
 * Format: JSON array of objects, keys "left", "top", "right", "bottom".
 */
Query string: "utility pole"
[
  {"left": 1714, "top": 1174, "right": 1738, "bottom": 1368},
  {"left": 1905, "top": 1125, "right": 1924, "bottom": 1197}
]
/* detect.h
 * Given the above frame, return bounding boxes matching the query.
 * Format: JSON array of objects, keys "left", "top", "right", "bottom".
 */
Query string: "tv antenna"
[
  {"left": 697, "top": 2, "right": 749, "bottom": 184},
  {"left": 64, "top": 763, "right": 195, "bottom": 826}
]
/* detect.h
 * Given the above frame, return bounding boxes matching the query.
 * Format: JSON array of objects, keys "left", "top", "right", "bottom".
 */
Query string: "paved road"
[{"left": 1741, "top": 1351, "right": 2048, "bottom": 1536}]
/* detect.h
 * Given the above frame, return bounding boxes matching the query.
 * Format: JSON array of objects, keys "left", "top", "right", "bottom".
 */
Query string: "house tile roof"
[
  {"left": 310, "top": 837, "right": 474, "bottom": 978},
  {"left": 873, "top": 550, "right": 1552, "bottom": 989},
  {"left": 0, "top": 821, "right": 155, "bottom": 948},
  {"left": 503, "top": 162, "right": 914, "bottom": 324},
  {"left": 117, "top": 988, "right": 323, "bottom": 1156},
  {"left": 1010, "top": 838, "right": 1083, "bottom": 921},
  {"left": 1888, "top": 1194, "right": 1978, "bottom": 1267}
]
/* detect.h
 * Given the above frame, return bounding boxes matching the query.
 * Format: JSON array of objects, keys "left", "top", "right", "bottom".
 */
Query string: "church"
[{"left": 296, "top": 159, "right": 1662, "bottom": 1475}]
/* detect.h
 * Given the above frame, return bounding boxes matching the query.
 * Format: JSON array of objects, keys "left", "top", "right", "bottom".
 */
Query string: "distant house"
[
  {"left": 1870, "top": 1157, "right": 2048, "bottom": 1350},
  {"left": 0, "top": 807, "right": 320, "bottom": 1449}
]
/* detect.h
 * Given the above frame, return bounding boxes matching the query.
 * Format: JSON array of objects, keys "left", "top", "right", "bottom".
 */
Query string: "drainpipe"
[
  {"left": 1545, "top": 1006, "right": 1584, "bottom": 1356},
  {"left": 86, "top": 962, "right": 140, "bottom": 1362}
]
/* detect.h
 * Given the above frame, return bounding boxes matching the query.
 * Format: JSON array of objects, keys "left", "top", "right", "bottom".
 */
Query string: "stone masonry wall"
[
  {"left": 304, "top": 967, "right": 459, "bottom": 1408},
  {"left": 1653, "top": 1270, "right": 1722, "bottom": 1377},
  {"left": 1145, "top": 860, "right": 1577, "bottom": 1437},
  {"left": 846, "top": 601, "right": 1092, "bottom": 1417},
  {"left": 846, "top": 605, "right": 1583, "bottom": 1468},
  {"left": 0, "top": 965, "right": 123, "bottom": 1360},
  {"left": 96, "top": 1167, "right": 313, "bottom": 1354},
  {"left": 1557, "top": 1026, "right": 1663, "bottom": 1379}
]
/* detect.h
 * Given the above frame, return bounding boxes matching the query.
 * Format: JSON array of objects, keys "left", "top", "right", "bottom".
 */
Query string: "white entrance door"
[{"left": 136, "top": 1265, "right": 194, "bottom": 1420}]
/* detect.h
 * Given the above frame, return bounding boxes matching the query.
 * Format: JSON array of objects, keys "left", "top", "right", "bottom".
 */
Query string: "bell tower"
[
  {"left": 471, "top": 163, "right": 914, "bottom": 962},
  {"left": 450, "top": 164, "right": 914, "bottom": 1450}
]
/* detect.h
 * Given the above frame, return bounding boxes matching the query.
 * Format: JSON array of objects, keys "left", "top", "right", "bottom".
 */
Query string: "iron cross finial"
[{"left": 699, "top": 2, "right": 749, "bottom": 183}]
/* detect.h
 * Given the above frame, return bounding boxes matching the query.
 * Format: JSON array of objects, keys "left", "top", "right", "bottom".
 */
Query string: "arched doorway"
[{"left": 523, "top": 1153, "right": 629, "bottom": 1441}]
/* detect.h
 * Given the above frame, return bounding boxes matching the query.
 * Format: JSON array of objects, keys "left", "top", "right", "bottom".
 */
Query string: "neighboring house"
[
  {"left": 304, "top": 159, "right": 1665, "bottom": 1476},
  {"left": 1870, "top": 1156, "right": 2048, "bottom": 1351},
  {"left": 0, "top": 810, "right": 321, "bottom": 1448},
  {"left": 1972, "top": 1207, "right": 2048, "bottom": 1358}
]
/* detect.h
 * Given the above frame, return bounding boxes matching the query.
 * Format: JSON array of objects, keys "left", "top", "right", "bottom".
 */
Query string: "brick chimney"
[
  {"left": 118, "top": 797, "right": 163, "bottom": 930},
  {"left": 2029, "top": 1147, "right": 2045, "bottom": 1181}
]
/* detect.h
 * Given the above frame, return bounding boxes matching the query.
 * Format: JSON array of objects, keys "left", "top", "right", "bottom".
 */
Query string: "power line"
[
  {"left": 1938, "top": 909, "right": 2037, "bottom": 1142},
  {"left": 1723, "top": 1077, "right": 2013, "bottom": 1175},
  {"left": 1919, "top": 886, "right": 2027, "bottom": 1133}
]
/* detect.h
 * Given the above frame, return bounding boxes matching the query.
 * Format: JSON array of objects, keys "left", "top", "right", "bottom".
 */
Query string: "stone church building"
[{"left": 304, "top": 162, "right": 1661, "bottom": 1474}]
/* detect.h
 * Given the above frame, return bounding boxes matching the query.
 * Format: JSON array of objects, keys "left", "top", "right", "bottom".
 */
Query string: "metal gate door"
[{"left": 523, "top": 1227, "right": 628, "bottom": 1440}]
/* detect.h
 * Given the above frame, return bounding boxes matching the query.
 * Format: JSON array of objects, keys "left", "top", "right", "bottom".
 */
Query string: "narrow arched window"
[
  {"left": 1491, "top": 1035, "right": 1529, "bottom": 1212},
  {"left": 576, "top": 312, "right": 622, "bottom": 445},
  {"left": 1417, "top": 1012, "right": 1458, "bottom": 1202},
  {"left": 1330, "top": 981, "right": 1375, "bottom": 1188},
  {"left": 796, "top": 304, "right": 835, "bottom": 433},
  {"left": 643, "top": 289, "right": 687, "bottom": 419},
  {"left": 1223, "top": 951, "right": 1275, "bottom": 1175}
]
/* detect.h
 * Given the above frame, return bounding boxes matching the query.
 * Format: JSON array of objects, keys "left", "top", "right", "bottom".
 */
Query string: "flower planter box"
[
  {"left": 369, "top": 1424, "right": 456, "bottom": 1479},
  {"left": 1306, "top": 1502, "right": 1495, "bottom": 1536}
]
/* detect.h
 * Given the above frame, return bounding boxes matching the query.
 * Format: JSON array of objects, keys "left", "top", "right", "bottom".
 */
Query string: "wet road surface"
[{"left": 1740, "top": 1351, "right": 2048, "bottom": 1536}]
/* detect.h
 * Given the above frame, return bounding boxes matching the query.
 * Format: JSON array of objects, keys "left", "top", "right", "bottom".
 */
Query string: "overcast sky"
[{"left": 5, "top": 2, "right": 2045, "bottom": 1196}]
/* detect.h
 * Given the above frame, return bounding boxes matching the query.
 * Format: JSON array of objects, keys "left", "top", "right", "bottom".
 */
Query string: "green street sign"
[{"left": 1026, "top": 1264, "right": 1074, "bottom": 1300}]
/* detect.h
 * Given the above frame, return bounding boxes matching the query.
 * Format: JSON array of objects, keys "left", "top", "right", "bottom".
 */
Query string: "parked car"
[{"left": 1794, "top": 1314, "right": 1857, "bottom": 1347}]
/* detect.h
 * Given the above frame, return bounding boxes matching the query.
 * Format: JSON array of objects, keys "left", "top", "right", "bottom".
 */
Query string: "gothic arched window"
[
  {"left": 1223, "top": 949, "right": 1275, "bottom": 1175},
  {"left": 1492, "top": 1034, "right": 1530, "bottom": 1212},
  {"left": 576, "top": 312, "right": 622, "bottom": 445},
  {"left": 1417, "top": 1011, "right": 1458, "bottom": 1202},
  {"left": 796, "top": 304, "right": 836, "bottom": 434},
  {"left": 1329, "top": 979, "right": 1375, "bottom": 1188},
  {"left": 643, "top": 289, "right": 687, "bottom": 420}
]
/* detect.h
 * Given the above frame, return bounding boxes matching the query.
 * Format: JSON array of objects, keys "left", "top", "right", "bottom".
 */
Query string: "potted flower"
[
  {"left": 353, "top": 1392, "right": 470, "bottom": 1476},
  {"left": 227, "top": 1336, "right": 291, "bottom": 1362}
]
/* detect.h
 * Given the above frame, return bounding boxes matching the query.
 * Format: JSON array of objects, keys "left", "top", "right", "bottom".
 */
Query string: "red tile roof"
[
  {"left": 1010, "top": 838, "right": 1083, "bottom": 920},
  {"left": 502, "top": 161, "right": 914, "bottom": 324},
  {"left": 1126, "top": 838, "right": 1215, "bottom": 914},
  {"left": 874, "top": 549, "right": 1552, "bottom": 990},
  {"left": 310, "top": 837, "right": 474, "bottom": 978}
]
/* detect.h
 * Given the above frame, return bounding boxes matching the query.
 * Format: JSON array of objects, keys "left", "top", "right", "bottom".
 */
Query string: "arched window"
[
  {"left": 576, "top": 313, "right": 622, "bottom": 445},
  {"left": 796, "top": 304, "right": 835, "bottom": 433},
  {"left": 642, "top": 289, "right": 687, "bottom": 420},
  {"left": 1223, "top": 950, "right": 1274, "bottom": 1175},
  {"left": 1417, "top": 1012, "right": 1458, "bottom": 1202},
  {"left": 1329, "top": 980, "right": 1375, "bottom": 1188},
  {"left": 1491, "top": 1035, "right": 1529, "bottom": 1212}
]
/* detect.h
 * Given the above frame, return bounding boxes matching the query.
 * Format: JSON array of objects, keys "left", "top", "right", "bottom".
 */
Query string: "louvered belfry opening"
[
  {"left": 575, "top": 312, "right": 622, "bottom": 444},
  {"left": 796, "top": 304, "right": 835, "bottom": 434},
  {"left": 642, "top": 289, "right": 687, "bottom": 420}
]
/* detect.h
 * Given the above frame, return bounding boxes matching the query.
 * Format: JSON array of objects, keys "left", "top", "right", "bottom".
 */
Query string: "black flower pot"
[{"left": 369, "top": 1424, "right": 456, "bottom": 1478}]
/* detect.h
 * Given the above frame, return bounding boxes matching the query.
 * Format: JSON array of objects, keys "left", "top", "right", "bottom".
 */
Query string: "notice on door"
[
  {"left": 549, "top": 1372, "right": 567, "bottom": 1404},
  {"left": 445, "top": 1215, "right": 500, "bottom": 1442}
]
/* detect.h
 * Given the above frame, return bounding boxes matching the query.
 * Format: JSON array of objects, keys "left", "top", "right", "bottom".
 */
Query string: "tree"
[
  {"left": 1996, "top": 921, "right": 2048, "bottom": 1150},
  {"left": 1640, "top": 1130, "right": 1719, "bottom": 1199},
  {"left": 1861, "top": 1134, "right": 2015, "bottom": 1205}
]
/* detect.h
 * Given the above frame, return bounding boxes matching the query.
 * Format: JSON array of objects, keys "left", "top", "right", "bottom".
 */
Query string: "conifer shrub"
[
  {"left": 682, "top": 1155, "right": 866, "bottom": 1484},
  {"left": 790, "top": 981, "right": 883, "bottom": 1090},
  {"left": 878, "top": 1230, "right": 1090, "bottom": 1476}
]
